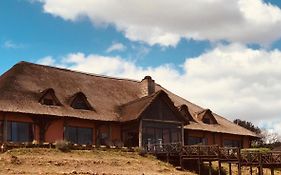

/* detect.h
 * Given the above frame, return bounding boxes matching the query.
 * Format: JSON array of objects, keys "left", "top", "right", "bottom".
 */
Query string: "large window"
[
  {"left": 223, "top": 139, "right": 240, "bottom": 147},
  {"left": 142, "top": 127, "right": 181, "bottom": 145},
  {"left": 65, "top": 126, "right": 93, "bottom": 145},
  {"left": 7, "top": 121, "right": 33, "bottom": 142},
  {"left": 188, "top": 136, "right": 208, "bottom": 145}
]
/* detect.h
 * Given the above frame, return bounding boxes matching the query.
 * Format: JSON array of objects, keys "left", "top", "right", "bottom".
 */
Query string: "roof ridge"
[{"left": 17, "top": 61, "right": 141, "bottom": 83}]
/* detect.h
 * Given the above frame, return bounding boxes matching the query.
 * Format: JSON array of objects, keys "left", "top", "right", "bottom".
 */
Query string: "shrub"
[
  {"left": 138, "top": 148, "right": 147, "bottom": 157},
  {"left": 114, "top": 140, "right": 124, "bottom": 148},
  {"left": 55, "top": 140, "right": 71, "bottom": 152}
]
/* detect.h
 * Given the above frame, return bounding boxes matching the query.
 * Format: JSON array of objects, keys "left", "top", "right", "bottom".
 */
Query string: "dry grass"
[{"left": 0, "top": 148, "right": 195, "bottom": 175}]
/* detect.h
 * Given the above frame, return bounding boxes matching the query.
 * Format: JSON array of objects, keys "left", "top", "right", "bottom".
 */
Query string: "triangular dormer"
[
  {"left": 71, "top": 92, "right": 93, "bottom": 110},
  {"left": 178, "top": 104, "right": 194, "bottom": 123},
  {"left": 39, "top": 88, "right": 61, "bottom": 106},
  {"left": 196, "top": 109, "right": 218, "bottom": 124}
]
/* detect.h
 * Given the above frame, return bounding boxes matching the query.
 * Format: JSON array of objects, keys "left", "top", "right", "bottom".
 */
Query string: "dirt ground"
[{"left": 0, "top": 148, "right": 196, "bottom": 175}]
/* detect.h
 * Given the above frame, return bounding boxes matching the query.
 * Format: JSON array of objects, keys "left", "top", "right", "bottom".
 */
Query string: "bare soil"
[{"left": 0, "top": 148, "right": 196, "bottom": 175}]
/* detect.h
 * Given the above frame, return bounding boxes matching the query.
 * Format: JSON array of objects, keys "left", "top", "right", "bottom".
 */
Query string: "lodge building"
[{"left": 0, "top": 62, "right": 258, "bottom": 148}]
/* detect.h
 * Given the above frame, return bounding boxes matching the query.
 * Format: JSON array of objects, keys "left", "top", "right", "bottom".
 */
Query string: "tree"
[
  {"left": 233, "top": 119, "right": 281, "bottom": 148},
  {"left": 233, "top": 119, "right": 261, "bottom": 134}
]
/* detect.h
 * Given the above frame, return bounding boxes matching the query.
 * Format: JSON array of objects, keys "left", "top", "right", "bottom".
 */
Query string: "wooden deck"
[{"left": 146, "top": 143, "right": 281, "bottom": 175}]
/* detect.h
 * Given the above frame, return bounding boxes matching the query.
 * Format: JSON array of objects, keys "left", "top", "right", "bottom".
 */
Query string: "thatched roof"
[{"left": 0, "top": 61, "right": 258, "bottom": 137}]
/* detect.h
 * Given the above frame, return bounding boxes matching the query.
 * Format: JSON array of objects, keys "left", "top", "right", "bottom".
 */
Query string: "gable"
[
  {"left": 179, "top": 104, "right": 194, "bottom": 123},
  {"left": 71, "top": 92, "right": 93, "bottom": 110},
  {"left": 197, "top": 109, "right": 218, "bottom": 124},
  {"left": 39, "top": 88, "right": 61, "bottom": 106},
  {"left": 141, "top": 95, "right": 183, "bottom": 122}
]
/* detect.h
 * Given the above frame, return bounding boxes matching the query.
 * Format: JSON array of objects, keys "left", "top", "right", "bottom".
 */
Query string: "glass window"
[
  {"left": 171, "top": 129, "right": 181, "bottom": 143},
  {"left": 65, "top": 126, "right": 92, "bottom": 145},
  {"left": 223, "top": 139, "right": 240, "bottom": 147},
  {"left": 163, "top": 129, "right": 170, "bottom": 144},
  {"left": 188, "top": 136, "right": 207, "bottom": 145},
  {"left": 155, "top": 128, "right": 163, "bottom": 144},
  {"left": 7, "top": 121, "right": 33, "bottom": 142}
]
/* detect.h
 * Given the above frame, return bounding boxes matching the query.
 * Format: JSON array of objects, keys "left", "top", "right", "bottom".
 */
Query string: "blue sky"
[
  {"left": 1, "top": 0, "right": 281, "bottom": 134},
  {"left": 0, "top": 0, "right": 212, "bottom": 73}
]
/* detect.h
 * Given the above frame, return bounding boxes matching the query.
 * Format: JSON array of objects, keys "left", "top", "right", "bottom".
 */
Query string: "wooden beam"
[
  {"left": 198, "top": 159, "right": 201, "bottom": 175},
  {"left": 271, "top": 168, "right": 274, "bottom": 175},
  {"left": 181, "top": 123, "right": 184, "bottom": 146},
  {"left": 218, "top": 160, "right": 222, "bottom": 175},
  {"left": 258, "top": 153, "right": 263, "bottom": 175},
  {"left": 142, "top": 119, "right": 182, "bottom": 124},
  {"left": 237, "top": 148, "right": 242, "bottom": 175},
  {"left": 208, "top": 161, "right": 212, "bottom": 175},
  {"left": 180, "top": 156, "right": 185, "bottom": 171},
  {"left": 250, "top": 165, "right": 253, "bottom": 175},
  {"left": 229, "top": 163, "right": 232, "bottom": 175},
  {"left": 109, "top": 124, "right": 112, "bottom": 141}
]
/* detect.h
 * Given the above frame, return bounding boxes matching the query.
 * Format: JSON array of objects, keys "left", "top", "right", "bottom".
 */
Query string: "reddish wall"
[
  {"left": 5, "top": 113, "right": 33, "bottom": 122},
  {"left": 110, "top": 124, "right": 121, "bottom": 141},
  {"left": 45, "top": 119, "right": 64, "bottom": 143}
]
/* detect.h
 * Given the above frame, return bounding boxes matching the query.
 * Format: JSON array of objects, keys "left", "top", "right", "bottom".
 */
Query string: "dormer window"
[
  {"left": 39, "top": 88, "right": 61, "bottom": 106},
  {"left": 179, "top": 104, "right": 194, "bottom": 122},
  {"left": 196, "top": 109, "right": 218, "bottom": 124},
  {"left": 71, "top": 92, "right": 92, "bottom": 110},
  {"left": 202, "top": 117, "right": 211, "bottom": 124}
]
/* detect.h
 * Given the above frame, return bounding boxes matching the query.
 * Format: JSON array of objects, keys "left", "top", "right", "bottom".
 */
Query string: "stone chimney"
[{"left": 140, "top": 76, "right": 155, "bottom": 97}]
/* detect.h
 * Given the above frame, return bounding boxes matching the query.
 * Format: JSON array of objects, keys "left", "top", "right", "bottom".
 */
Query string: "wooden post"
[
  {"left": 198, "top": 159, "right": 201, "bottom": 175},
  {"left": 181, "top": 124, "right": 184, "bottom": 146},
  {"left": 258, "top": 153, "right": 263, "bottom": 175},
  {"left": 228, "top": 163, "right": 232, "bottom": 175},
  {"left": 271, "top": 168, "right": 274, "bottom": 175},
  {"left": 138, "top": 120, "right": 142, "bottom": 147},
  {"left": 218, "top": 160, "right": 222, "bottom": 175},
  {"left": 180, "top": 156, "right": 184, "bottom": 170},
  {"left": 237, "top": 148, "right": 242, "bottom": 175},
  {"left": 208, "top": 161, "right": 212, "bottom": 175},
  {"left": 250, "top": 166, "right": 253, "bottom": 175},
  {"left": 218, "top": 147, "right": 222, "bottom": 175},
  {"left": 237, "top": 163, "right": 241, "bottom": 175},
  {"left": 166, "top": 152, "right": 170, "bottom": 163},
  {"left": 109, "top": 124, "right": 112, "bottom": 142}
]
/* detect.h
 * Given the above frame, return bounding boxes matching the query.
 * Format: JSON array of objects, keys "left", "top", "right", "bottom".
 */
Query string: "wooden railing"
[{"left": 146, "top": 143, "right": 281, "bottom": 165}]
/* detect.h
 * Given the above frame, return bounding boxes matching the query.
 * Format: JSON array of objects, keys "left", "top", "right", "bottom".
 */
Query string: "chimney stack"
[{"left": 140, "top": 76, "right": 155, "bottom": 97}]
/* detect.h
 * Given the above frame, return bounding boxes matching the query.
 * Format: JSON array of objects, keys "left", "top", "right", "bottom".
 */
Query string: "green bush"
[{"left": 55, "top": 140, "right": 71, "bottom": 152}]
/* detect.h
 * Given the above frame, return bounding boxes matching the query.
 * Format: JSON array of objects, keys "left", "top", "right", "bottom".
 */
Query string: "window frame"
[
  {"left": 6, "top": 121, "right": 33, "bottom": 142},
  {"left": 64, "top": 125, "right": 93, "bottom": 145}
]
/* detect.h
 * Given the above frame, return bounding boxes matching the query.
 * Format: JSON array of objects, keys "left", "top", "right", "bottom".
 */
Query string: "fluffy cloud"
[
  {"left": 106, "top": 42, "right": 126, "bottom": 53},
  {"left": 37, "top": 44, "right": 281, "bottom": 131},
  {"left": 37, "top": 0, "right": 281, "bottom": 46}
]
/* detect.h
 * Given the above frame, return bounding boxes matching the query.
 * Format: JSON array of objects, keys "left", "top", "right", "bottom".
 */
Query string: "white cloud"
[
  {"left": 37, "top": 56, "right": 56, "bottom": 66},
  {"left": 106, "top": 42, "right": 126, "bottom": 53},
  {"left": 2, "top": 40, "right": 24, "bottom": 49},
  {"left": 37, "top": 44, "right": 281, "bottom": 133},
  {"left": 37, "top": 0, "right": 281, "bottom": 46}
]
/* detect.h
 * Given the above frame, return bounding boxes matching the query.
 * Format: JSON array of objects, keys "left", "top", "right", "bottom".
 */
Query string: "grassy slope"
[{"left": 0, "top": 148, "right": 195, "bottom": 175}]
